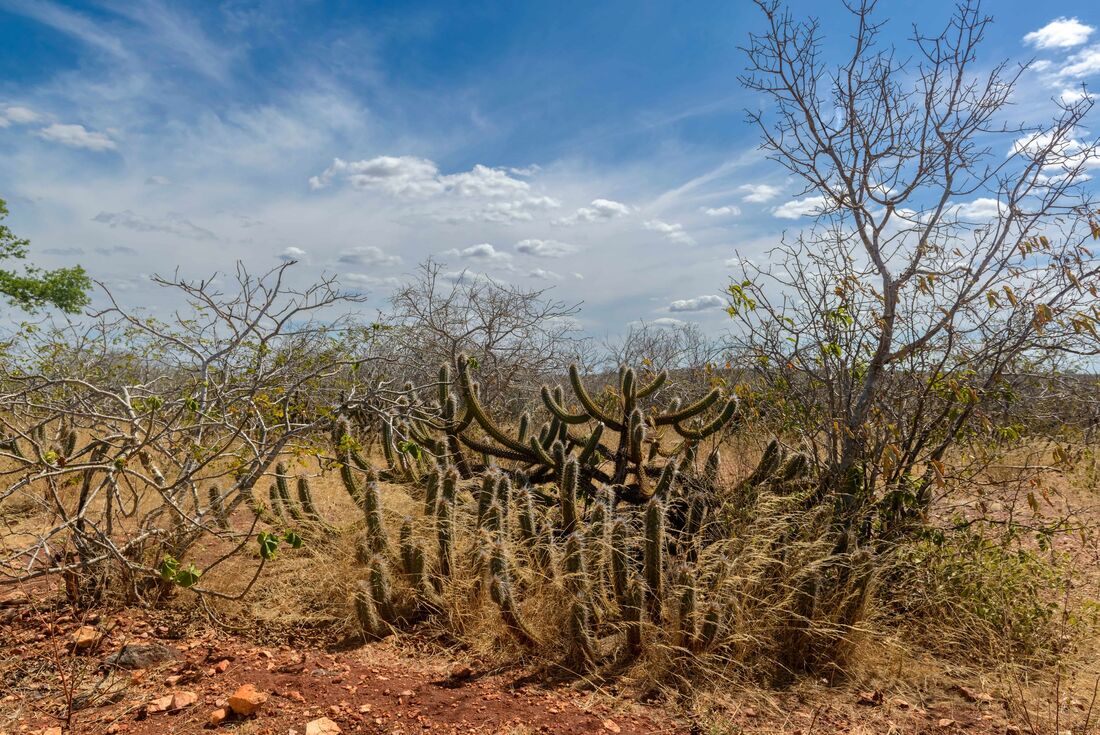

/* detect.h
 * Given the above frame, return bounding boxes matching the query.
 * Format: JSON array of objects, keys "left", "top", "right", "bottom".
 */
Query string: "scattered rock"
[
  {"left": 938, "top": 719, "right": 957, "bottom": 728},
  {"left": 228, "top": 683, "right": 267, "bottom": 716},
  {"left": 209, "top": 707, "right": 229, "bottom": 726},
  {"left": 213, "top": 659, "right": 230, "bottom": 673},
  {"left": 603, "top": 718, "right": 622, "bottom": 733},
  {"left": 857, "top": 690, "right": 884, "bottom": 706},
  {"left": 955, "top": 684, "right": 994, "bottom": 703},
  {"left": 171, "top": 691, "right": 198, "bottom": 710},
  {"left": 69, "top": 625, "right": 101, "bottom": 651},
  {"left": 102, "top": 643, "right": 178, "bottom": 670},
  {"left": 146, "top": 694, "right": 174, "bottom": 714},
  {"left": 305, "top": 717, "right": 342, "bottom": 735}
]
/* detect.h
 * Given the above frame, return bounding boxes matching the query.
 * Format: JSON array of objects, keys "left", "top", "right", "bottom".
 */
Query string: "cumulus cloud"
[
  {"left": 702, "top": 205, "right": 740, "bottom": 217},
  {"left": 442, "top": 243, "right": 513, "bottom": 265},
  {"left": 309, "top": 155, "right": 559, "bottom": 222},
  {"left": 336, "top": 245, "right": 401, "bottom": 267},
  {"left": 514, "top": 238, "right": 577, "bottom": 258},
  {"left": 1, "top": 105, "right": 43, "bottom": 127},
  {"left": 38, "top": 123, "right": 116, "bottom": 151},
  {"left": 92, "top": 210, "right": 215, "bottom": 240},
  {"left": 951, "top": 198, "right": 1002, "bottom": 220},
  {"left": 1059, "top": 88, "right": 1092, "bottom": 104},
  {"left": 772, "top": 196, "right": 827, "bottom": 219},
  {"left": 345, "top": 273, "right": 401, "bottom": 288},
  {"left": 442, "top": 269, "right": 496, "bottom": 285},
  {"left": 738, "top": 184, "right": 780, "bottom": 203},
  {"left": 1024, "top": 18, "right": 1094, "bottom": 49},
  {"left": 554, "top": 198, "right": 631, "bottom": 225},
  {"left": 1057, "top": 45, "right": 1100, "bottom": 78},
  {"left": 643, "top": 219, "right": 695, "bottom": 245},
  {"left": 668, "top": 294, "right": 724, "bottom": 312},
  {"left": 526, "top": 268, "right": 562, "bottom": 280},
  {"left": 651, "top": 317, "right": 687, "bottom": 328},
  {"left": 279, "top": 246, "right": 306, "bottom": 261}
]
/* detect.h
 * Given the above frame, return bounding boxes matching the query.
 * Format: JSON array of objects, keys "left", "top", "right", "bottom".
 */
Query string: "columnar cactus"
[
  {"left": 363, "top": 480, "right": 388, "bottom": 555},
  {"left": 643, "top": 497, "right": 665, "bottom": 618},
  {"left": 274, "top": 463, "right": 303, "bottom": 523}
]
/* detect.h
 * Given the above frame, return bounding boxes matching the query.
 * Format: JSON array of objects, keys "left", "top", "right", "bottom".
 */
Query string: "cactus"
[
  {"left": 559, "top": 457, "right": 579, "bottom": 533},
  {"left": 643, "top": 497, "right": 665, "bottom": 618},
  {"left": 208, "top": 485, "right": 230, "bottom": 529},
  {"left": 676, "top": 565, "right": 697, "bottom": 649},
  {"left": 296, "top": 476, "right": 326, "bottom": 526},
  {"left": 369, "top": 554, "right": 397, "bottom": 622},
  {"left": 623, "top": 577, "right": 644, "bottom": 655},
  {"left": 696, "top": 602, "right": 724, "bottom": 653},
  {"left": 488, "top": 543, "right": 541, "bottom": 647},
  {"left": 436, "top": 475, "right": 456, "bottom": 579},
  {"left": 354, "top": 580, "right": 388, "bottom": 639},
  {"left": 567, "top": 599, "right": 597, "bottom": 670},
  {"left": 610, "top": 518, "right": 630, "bottom": 604},
  {"left": 517, "top": 485, "right": 539, "bottom": 549},
  {"left": 274, "top": 463, "right": 303, "bottom": 523},
  {"left": 362, "top": 480, "right": 388, "bottom": 555},
  {"left": 267, "top": 482, "right": 285, "bottom": 522}
]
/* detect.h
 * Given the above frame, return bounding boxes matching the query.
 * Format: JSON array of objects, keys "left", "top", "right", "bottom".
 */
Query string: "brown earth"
[{"left": 0, "top": 587, "right": 1046, "bottom": 735}]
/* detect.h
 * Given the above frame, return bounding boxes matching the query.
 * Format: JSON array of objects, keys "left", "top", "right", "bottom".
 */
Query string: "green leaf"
[
  {"left": 159, "top": 555, "right": 180, "bottom": 581},
  {"left": 257, "top": 531, "right": 280, "bottom": 560},
  {"left": 174, "top": 563, "right": 202, "bottom": 588},
  {"left": 283, "top": 530, "right": 303, "bottom": 549}
]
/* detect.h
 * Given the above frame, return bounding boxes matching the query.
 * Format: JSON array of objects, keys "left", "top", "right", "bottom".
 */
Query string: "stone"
[
  {"left": 305, "top": 717, "right": 342, "bottom": 735},
  {"left": 228, "top": 683, "right": 267, "bottom": 716},
  {"left": 213, "top": 659, "right": 230, "bottom": 673},
  {"left": 102, "top": 643, "right": 178, "bottom": 670},
  {"left": 170, "top": 691, "right": 197, "bottom": 710},
  {"left": 70, "top": 625, "right": 100, "bottom": 651},
  {"left": 209, "top": 707, "right": 229, "bottom": 726},
  {"left": 603, "top": 719, "right": 622, "bottom": 733}
]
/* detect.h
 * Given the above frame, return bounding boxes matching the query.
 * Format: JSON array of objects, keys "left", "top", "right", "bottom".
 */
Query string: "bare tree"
[
  {"left": 730, "top": 0, "right": 1100, "bottom": 537},
  {"left": 386, "top": 258, "right": 585, "bottom": 411},
  {"left": 0, "top": 262, "right": 396, "bottom": 603}
]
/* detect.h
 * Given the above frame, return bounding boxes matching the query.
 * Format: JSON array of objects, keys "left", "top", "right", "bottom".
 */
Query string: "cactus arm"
[
  {"left": 456, "top": 355, "right": 537, "bottom": 457},
  {"left": 526, "top": 435, "right": 556, "bottom": 467},
  {"left": 455, "top": 433, "right": 534, "bottom": 464},
  {"left": 576, "top": 423, "right": 605, "bottom": 466},
  {"left": 672, "top": 398, "right": 739, "bottom": 441},
  {"left": 654, "top": 389, "right": 722, "bottom": 426},
  {"left": 636, "top": 370, "right": 668, "bottom": 399},
  {"left": 540, "top": 385, "right": 591, "bottom": 425},
  {"left": 568, "top": 365, "right": 623, "bottom": 431}
]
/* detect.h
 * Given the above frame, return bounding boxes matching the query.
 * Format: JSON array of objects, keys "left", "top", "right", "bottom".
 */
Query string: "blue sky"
[{"left": 0, "top": 1, "right": 1097, "bottom": 335}]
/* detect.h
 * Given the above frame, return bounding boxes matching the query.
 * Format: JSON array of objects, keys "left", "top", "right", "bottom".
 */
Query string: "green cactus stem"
[{"left": 643, "top": 497, "right": 665, "bottom": 618}]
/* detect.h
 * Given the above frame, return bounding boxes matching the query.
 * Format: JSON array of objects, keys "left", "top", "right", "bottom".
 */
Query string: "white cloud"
[
  {"left": 336, "top": 245, "right": 401, "bottom": 267},
  {"left": 738, "top": 183, "right": 780, "bottom": 203},
  {"left": 526, "top": 268, "right": 562, "bottom": 280},
  {"left": 554, "top": 198, "right": 631, "bottom": 225},
  {"left": 1024, "top": 18, "right": 1094, "bottom": 49},
  {"left": 643, "top": 219, "right": 695, "bottom": 245},
  {"left": 951, "top": 198, "right": 1002, "bottom": 220},
  {"left": 668, "top": 294, "right": 724, "bottom": 312},
  {"left": 1, "top": 105, "right": 43, "bottom": 126},
  {"left": 702, "top": 205, "right": 740, "bottom": 217},
  {"left": 345, "top": 273, "right": 401, "bottom": 288},
  {"left": 651, "top": 317, "right": 687, "bottom": 328},
  {"left": 1058, "top": 88, "right": 1092, "bottom": 104},
  {"left": 441, "top": 269, "right": 496, "bottom": 285},
  {"left": 92, "top": 210, "right": 215, "bottom": 240},
  {"left": 514, "top": 238, "right": 577, "bottom": 258},
  {"left": 443, "top": 242, "right": 513, "bottom": 265},
  {"left": 279, "top": 246, "right": 306, "bottom": 262},
  {"left": 37, "top": 123, "right": 117, "bottom": 151},
  {"left": 1057, "top": 45, "right": 1100, "bottom": 78},
  {"left": 772, "top": 195, "right": 827, "bottom": 219},
  {"left": 309, "top": 156, "right": 559, "bottom": 222}
]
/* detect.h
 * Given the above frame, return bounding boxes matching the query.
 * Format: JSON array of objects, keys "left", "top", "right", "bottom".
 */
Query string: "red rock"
[
  {"left": 171, "top": 691, "right": 197, "bottom": 710},
  {"left": 603, "top": 719, "right": 622, "bottom": 733},
  {"left": 69, "top": 625, "right": 100, "bottom": 650},
  {"left": 306, "top": 717, "right": 342, "bottom": 735},
  {"left": 228, "top": 683, "right": 267, "bottom": 716},
  {"left": 209, "top": 707, "right": 229, "bottom": 726},
  {"left": 214, "top": 659, "right": 230, "bottom": 673}
]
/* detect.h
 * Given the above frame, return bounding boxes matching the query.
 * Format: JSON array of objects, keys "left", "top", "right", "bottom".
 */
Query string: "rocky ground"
[{"left": 2, "top": 584, "right": 1053, "bottom": 735}]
